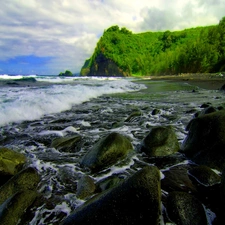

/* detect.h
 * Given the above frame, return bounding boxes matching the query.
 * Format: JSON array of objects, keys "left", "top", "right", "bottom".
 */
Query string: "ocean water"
[
  {"left": 0, "top": 74, "right": 224, "bottom": 224},
  {"left": 0, "top": 75, "right": 145, "bottom": 126}
]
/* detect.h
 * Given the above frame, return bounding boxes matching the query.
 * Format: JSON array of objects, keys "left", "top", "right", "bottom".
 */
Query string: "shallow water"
[{"left": 0, "top": 76, "right": 224, "bottom": 224}]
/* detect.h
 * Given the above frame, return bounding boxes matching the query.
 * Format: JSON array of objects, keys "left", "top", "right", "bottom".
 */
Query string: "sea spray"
[{"left": 0, "top": 78, "right": 145, "bottom": 126}]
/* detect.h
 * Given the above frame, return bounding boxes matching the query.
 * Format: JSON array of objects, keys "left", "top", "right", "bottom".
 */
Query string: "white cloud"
[{"left": 0, "top": 0, "right": 224, "bottom": 74}]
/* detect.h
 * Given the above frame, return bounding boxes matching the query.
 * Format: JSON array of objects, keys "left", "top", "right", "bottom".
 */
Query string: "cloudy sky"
[{"left": 0, "top": 0, "right": 225, "bottom": 75}]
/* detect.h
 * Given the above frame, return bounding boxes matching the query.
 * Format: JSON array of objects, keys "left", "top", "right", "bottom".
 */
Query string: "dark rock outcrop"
[
  {"left": 141, "top": 126, "right": 180, "bottom": 157},
  {"left": 61, "top": 166, "right": 161, "bottom": 225},
  {"left": 80, "top": 132, "right": 133, "bottom": 172},
  {"left": 181, "top": 110, "right": 225, "bottom": 171},
  {"left": 82, "top": 53, "right": 129, "bottom": 77}
]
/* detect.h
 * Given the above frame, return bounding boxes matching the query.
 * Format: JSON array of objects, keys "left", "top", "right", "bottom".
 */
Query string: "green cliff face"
[{"left": 81, "top": 17, "right": 225, "bottom": 76}]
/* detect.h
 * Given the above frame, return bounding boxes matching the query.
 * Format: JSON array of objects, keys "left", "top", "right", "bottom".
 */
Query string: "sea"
[{"left": 0, "top": 74, "right": 224, "bottom": 224}]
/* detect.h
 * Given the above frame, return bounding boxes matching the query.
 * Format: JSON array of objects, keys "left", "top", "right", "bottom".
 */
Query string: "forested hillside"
[{"left": 81, "top": 17, "right": 225, "bottom": 76}]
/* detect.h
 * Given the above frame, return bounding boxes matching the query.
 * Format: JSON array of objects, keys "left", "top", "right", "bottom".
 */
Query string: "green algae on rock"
[
  {"left": 80, "top": 132, "right": 133, "bottom": 173},
  {"left": 61, "top": 166, "right": 161, "bottom": 225},
  {"left": 0, "top": 147, "right": 26, "bottom": 176}
]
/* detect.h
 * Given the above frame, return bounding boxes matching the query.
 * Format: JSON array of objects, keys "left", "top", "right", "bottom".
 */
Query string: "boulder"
[
  {"left": 124, "top": 110, "right": 142, "bottom": 122},
  {"left": 161, "top": 164, "right": 197, "bottom": 194},
  {"left": 0, "top": 167, "right": 40, "bottom": 205},
  {"left": 167, "top": 191, "right": 207, "bottom": 225},
  {"left": 198, "top": 106, "right": 217, "bottom": 116},
  {"left": 181, "top": 110, "right": 225, "bottom": 171},
  {"left": 51, "top": 135, "right": 82, "bottom": 152},
  {"left": 80, "top": 132, "right": 133, "bottom": 172},
  {"left": 61, "top": 166, "right": 161, "bottom": 225},
  {"left": 0, "top": 190, "right": 38, "bottom": 225},
  {"left": 188, "top": 165, "right": 221, "bottom": 187},
  {"left": 76, "top": 175, "right": 96, "bottom": 199},
  {"left": 141, "top": 126, "right": 179, "bottom": 157},
  {"left": 0, "top": 147, "right": 26, "bottom": 176}
]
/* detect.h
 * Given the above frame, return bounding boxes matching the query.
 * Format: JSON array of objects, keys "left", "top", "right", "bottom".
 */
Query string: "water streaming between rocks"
[{"left": 1, "top": 77, "right": 225, "bottom": 224}]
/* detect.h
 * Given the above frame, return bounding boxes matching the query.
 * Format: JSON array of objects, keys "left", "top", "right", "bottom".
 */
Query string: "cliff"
[
  {"left": 80, "top": 17, "right": 225, "bottom": 76},
  {"left": 80, "top": 53, "right": 129, "bottom": 77}
]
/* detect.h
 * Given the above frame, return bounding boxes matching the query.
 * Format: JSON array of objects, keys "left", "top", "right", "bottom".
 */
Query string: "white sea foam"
[
  {"left": 0, "top": 74, "right": 37, "bottom": 79},
  {"left": 0, "top": 78, "right": 145, "bottom": 126}
]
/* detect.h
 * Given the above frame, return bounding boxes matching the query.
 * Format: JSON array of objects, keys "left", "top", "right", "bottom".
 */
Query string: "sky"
[{"left": 0, "top": 0, "right": 225, "bottom": 75}]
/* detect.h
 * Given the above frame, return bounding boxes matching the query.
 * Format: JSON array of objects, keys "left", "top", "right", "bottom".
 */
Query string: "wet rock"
[
  {"left": 96, "top": 175, "right": 123, "bottom": 192},
  {"left": 167, "top": 191, "right": 207, "bottom": 225},
  {"left": 76, "top": 175, "right": 96, "bottom": 199},
  {"left": 188, "top": 165, "right": 221, "bottom": 187},
  {"left": 140, "top": 126, "right": 180, "bottom": 157},
  {"left": 142, "top": 152, "right": 186, "bottom": 170},
  {"left": 199, "top": 106, "right": 217, "bottom": 116},
  {"left": 220, "top": 83, "right": 225, "bottom": 91},
  {"left": 200, "top": 102, "right": 211, "bottom": 108},
  {"left": 185, "top": 108, "right": 197, "bottom": 114},
  {"left": 80, "top": 132, "right": 133, "bottom": 173},
  {"left": 0, "top": 167, "right": 40, "bottom": 205},
  {"left": 61, "top": 166, "right": 161, "bottom": 225},
  {"left": 161, "top": 164, "right": 197, "bottom": 194},
  {"left": 0, "top": 147, "right": 26, "bottom": 177},
  {"left": 181, "top": 110, "right": 225, "bottom": 171},
  {"left": 124, "top": 110, "right": 142, "bottom": 122},
  {"left": 51, "top": 135, "right": 82, "bottom": 152},
  {"left": 152, "top": 108, "right": 161, "bottom": 115},
  {"left": 0, "top": 190, "right": 38, "bottom": 225}
]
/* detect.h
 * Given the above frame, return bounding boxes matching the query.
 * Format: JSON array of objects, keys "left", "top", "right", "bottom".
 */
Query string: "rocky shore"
[{"left": 1, "top": 77, "right": 225, "bottom": 224}]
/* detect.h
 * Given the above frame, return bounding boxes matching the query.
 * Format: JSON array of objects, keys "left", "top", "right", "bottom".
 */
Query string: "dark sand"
[{"left": 150, "top": 74, "right": 225, "bottom": 90}]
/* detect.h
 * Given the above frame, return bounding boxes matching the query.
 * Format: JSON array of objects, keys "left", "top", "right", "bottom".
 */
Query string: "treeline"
[{"left": 81, "top": 17, "right": 225, "bottom": 76}]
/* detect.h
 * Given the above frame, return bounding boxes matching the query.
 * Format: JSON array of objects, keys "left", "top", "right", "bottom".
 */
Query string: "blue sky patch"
[{"left": 0, "top": 55, "right": 54, "bottom": 75}]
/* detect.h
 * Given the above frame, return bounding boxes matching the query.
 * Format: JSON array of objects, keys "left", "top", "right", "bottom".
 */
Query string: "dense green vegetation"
[
  {"left": 81, "top": 17, "right": 225, "bottom": 76},
  {"left": 59, "top": 70, "right": 73, "bottom": 76}
]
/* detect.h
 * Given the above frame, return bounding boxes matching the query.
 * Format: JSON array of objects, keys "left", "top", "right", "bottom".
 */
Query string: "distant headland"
[{"left": 80, "top": 17, "right": 225, "bottom": 77}]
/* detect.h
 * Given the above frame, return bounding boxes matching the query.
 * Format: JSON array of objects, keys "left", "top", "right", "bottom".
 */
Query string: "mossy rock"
[
  {"left": 51, "top": 135, "right": 82, "bottom": 152},
  {"left": 76, "top": 175, "right": 96, "bottom": 200},
  {"left": 141, "top": 126, "right": 179, "bottom": 157},
  {"left": 80, "top": 132, "right": 133, "bottom": 173},
  {"left": 124, "top": 110, "right": 142, "bottom": 122},
  {"left": 61, "top": 166, "right": 161, "bottom": 225},
  {"left": 0, "top": 190, "right": 38, "bottom": 225},
  {"left": 167, "top": 191, "right": 207, "bottom": 225},
  {"left": 0, "top": 167, "right": 40, "bottom": 205},
  {"left": 0, "top": 147, "right": 26, "bottom": 176},
  {"left": 188, "top": 165, "right": 221, "bottom": 187},
  {"left": 181, "top": 110, "right": 225, "bottom": 171}
]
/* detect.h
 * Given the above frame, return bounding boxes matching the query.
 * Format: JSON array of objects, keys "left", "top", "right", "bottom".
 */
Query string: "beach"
[{"left": 1, "top": 74, "right": 225, "bottom": 224}]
